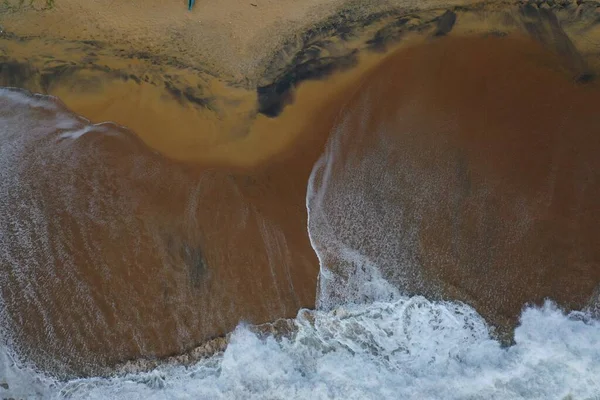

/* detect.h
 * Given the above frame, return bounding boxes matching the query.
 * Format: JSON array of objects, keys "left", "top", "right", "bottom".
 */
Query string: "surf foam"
[{"left": 1, "top": 298, "right": 600, "bottom": 399}]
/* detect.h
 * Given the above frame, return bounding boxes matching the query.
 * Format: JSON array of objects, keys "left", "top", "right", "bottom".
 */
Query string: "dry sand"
[{"left": 1, "top": 0, "right": 468, "bottom": 78}]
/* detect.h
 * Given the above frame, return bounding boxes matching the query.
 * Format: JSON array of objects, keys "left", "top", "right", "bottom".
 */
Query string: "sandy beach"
[{"left": 1, "top": 0, "right": 600, "bottom": 378}]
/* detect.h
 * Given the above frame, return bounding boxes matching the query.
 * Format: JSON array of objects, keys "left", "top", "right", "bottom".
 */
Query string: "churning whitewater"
[
  {"left": 2, "top": 299, "right": 600, "bottom": 399},
  {"left": 1, "top": 89, "right": 600, "bottom": 400}
]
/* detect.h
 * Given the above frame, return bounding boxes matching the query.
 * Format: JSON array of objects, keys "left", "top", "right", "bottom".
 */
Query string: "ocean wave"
[{"left": 2, "top": 298, "right": 599, "bottom": 399}]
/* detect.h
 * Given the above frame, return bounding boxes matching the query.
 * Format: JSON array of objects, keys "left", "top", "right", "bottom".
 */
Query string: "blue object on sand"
[{"left": 188, "top": 0, "right": 195, "bottom": 10}]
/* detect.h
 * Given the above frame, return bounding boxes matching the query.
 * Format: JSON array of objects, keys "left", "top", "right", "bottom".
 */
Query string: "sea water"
[{"left": 1, "top": 88, "right": 600, "bottom": 400}]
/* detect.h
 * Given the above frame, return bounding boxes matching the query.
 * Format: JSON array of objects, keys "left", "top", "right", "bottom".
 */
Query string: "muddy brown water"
[
  {"left": 0, "top": 2, "right": 600, "bottom": 377},
  {"left": 309, "top": 34, "right": 600, "bottom": 339}
]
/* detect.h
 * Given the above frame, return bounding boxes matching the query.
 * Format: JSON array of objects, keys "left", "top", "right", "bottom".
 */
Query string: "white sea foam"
[
  {"left": 58, "top": 126, "right": 94, "bottom": 140},
  {"left": 1, "top": 299, "right": 600, "bottom": 399}
]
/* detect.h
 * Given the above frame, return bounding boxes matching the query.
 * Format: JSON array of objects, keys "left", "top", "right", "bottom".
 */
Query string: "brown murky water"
[
  {"left": 308, "top": 34, "right": 600, "bottom": 337},
  {"left": 1, "top": 2, "right": 600, "bottom": 378},
  {"left": 0, "top": 40, "right": 392, "bottom": 376}
]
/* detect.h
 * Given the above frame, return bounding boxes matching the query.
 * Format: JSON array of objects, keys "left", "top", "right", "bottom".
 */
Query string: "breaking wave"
[{"left": 2, "top": 298, "right": 600, "bottom": 399}]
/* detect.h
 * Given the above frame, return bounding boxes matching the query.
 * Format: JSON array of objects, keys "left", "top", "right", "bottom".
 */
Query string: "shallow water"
[
  {"left": 1, "top": 32, "right": 600, "bottom": 398},
  {"left": 0, "top": 88, "right": 319, "bottom": 376},
  {"left": 307, "top": 35, "right": 600, "bottom": 332}
]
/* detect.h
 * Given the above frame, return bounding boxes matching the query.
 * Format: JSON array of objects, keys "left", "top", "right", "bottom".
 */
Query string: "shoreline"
[
  {"left": 1, "top": 0, "right": 600, "bottom": 378},
  {"left": 2, "top": 1, "right": 599, "bottom": 165}
]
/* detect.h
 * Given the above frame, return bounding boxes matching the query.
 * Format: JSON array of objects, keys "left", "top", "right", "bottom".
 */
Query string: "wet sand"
[{"left": 0, "top": 0, "right": 599, "bottom": 377}]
